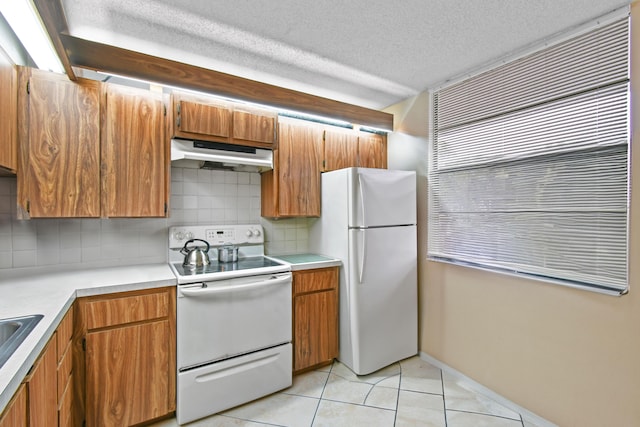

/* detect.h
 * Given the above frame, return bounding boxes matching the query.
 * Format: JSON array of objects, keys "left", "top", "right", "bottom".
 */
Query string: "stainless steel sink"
[{"left": 0, "top": 315, "right": 43, "bottom": 369}]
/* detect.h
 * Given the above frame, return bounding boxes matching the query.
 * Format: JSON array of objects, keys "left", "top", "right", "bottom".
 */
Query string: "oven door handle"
[{"left": 180, "top": 274, "right": 291, "bottom": 297}]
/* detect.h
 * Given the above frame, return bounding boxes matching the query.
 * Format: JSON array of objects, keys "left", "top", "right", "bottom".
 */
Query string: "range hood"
[{"left": 171, "top": 139, "right": 273, "bottom": 172}]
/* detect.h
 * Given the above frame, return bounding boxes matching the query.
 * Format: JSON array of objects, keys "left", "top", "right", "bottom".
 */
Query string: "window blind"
[{"left": 428, "top": 16, "right": 630, "bottom": 294}]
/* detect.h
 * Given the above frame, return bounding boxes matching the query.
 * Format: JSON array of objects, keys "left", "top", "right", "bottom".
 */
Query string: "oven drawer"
[
  {"left": 177, "top": 343, "right": 292, "bottom": 425},
  {"left": 177, "top": 272, "right": 292, "bottom": 369}
]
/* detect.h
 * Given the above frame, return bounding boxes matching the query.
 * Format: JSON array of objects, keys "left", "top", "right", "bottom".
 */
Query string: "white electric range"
[{"left": 168, "top": 224, "right": 292, "bottom": 425}]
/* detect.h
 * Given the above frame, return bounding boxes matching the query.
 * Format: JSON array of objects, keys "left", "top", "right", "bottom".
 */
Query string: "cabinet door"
[
  {"left": 0, "top": 384, "right": 26, "bottom": 427},
  {"left": 323, "top": 127, "right": 358, "bottom": 172},
  {"left": 232, "top": 107, "right": 276, "bottom": 146},
  {"left": 103, "top": 84, "right": 166, "bottom": 217},
  {"left": 174, "top": 94, "right": 231, "bottom": 140},
  {"left": 274, "top": 118, "right": 323, "bottom": 216},
  {"left": 358, "top": 133, "right": 387, "bottom": 169},
  {"left": 85, "top": 320, "right": 171, "bottom": 426},
  {"left": 0, "top": 50, "right": 17, "bottom": 173},
  {"left": 293, "top": 268, "right": 339, "bottom": 373},
  {"left": 27, "top": 338, "right": 58, "bottom": 427},
  {"left": 19, "top": 69, "right": 101, "bottom": 217},
  {"left": 294, "top": 290, "right": 338, "bottom": 372}
]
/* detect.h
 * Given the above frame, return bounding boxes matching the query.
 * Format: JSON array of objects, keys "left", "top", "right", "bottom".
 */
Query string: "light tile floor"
[{"left": 152, "top": 356, "right": 547, "bottom": 427}]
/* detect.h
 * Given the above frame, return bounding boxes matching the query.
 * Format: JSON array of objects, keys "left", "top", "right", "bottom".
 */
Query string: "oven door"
[{"left": 177, "top": 271, "right": 292, "bottom": 370}]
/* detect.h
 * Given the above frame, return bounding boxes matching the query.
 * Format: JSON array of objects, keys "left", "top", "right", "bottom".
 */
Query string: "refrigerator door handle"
[
  {"left": 358, "top": 174, "right": 367, "bottom": 227},
  {"left": 358, "top": 229, "right": 366, "bottom": 283}
]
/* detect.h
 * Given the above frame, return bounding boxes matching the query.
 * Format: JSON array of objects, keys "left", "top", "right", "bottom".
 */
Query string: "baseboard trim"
[{"left": 419, "top": 352, "right": 558, "bottom": 427}]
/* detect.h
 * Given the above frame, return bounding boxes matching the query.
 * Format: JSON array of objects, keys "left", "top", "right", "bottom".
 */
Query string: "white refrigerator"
[{"left": 310, "top": 167, "right": 417, "bottom": 375}]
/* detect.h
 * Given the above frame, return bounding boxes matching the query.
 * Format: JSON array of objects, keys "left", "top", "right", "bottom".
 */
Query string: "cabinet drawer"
[
  {"left": 84, "top": 290, "right": 169, "bottom": 330},
  {"left": 293, "top": 268, "right": 338, "bottom": 295},
  {"left": 57, "top": 342, "right": 72, "bottom": 401},
  {"left": 56, "top": 309, "right": 73, "bottom": 362},
  {"left": 58, "top": 372, "right": 73, "bottom": 427}
]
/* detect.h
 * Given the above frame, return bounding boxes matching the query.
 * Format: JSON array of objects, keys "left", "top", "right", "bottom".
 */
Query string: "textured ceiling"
[{"left": 61, "top": 0, "right": 630, "bottom": 110}]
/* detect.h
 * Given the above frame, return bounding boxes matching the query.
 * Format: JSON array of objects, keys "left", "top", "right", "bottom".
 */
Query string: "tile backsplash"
[{"left": 0, "top": 166, "right": 310, "bottom": 271}]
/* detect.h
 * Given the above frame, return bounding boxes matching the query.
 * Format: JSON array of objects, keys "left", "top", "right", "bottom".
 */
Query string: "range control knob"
[
  {"left": 185, "top": 232, "right": 194, "bottom": 240},
  {"left": 174, "top": 231, "right": 184, "bottom": 241},
  {"left": 252, "top": 228, "right": 261, "bottom": 237},
  {"left": 246, "top": 229, "right": 254, "bottom": 238}
]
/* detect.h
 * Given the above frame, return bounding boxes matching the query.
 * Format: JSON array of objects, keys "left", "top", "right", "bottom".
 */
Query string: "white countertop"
[
  {"left": 266, "top": 253, "right": 342, "bottom": 271},
  {"left": 0, "top": 263, "right": 176, "bottom": 414}
]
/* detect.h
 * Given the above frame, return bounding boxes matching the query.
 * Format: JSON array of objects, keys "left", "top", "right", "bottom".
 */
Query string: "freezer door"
[
  {"left": 350, "top": 168, "right": 416, "bottom": 228},
  {"left": 346, "top": 225, "right": 417, "bottom": 375}
]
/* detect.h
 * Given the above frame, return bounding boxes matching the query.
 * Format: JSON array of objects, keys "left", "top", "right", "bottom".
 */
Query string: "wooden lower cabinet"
[
  {"left": 26, "top": 336, "right": 58, "bottom": 427},
  {"left": 74, "top": 287, "right": 176, "bottom": 427},
  {"left": 56, "top": 309, "right": 74, "bottom": 427},
  {"left": 0, "top": 307, "right": 75, "bottom": 427},
  {"left": 0, "top": 306, "right": 74, "bottom": 427},
  {"left": 86, "top": 321, "right": 170, "bottom": 426},
  {"left": 0, "top": 384, "right": 27, "bottom": 427},
  {"left": 292, "top": 267, "right": 339, "bottom": 373}
]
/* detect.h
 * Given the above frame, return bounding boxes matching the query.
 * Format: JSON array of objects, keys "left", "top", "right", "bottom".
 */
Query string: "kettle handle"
[{"left": 180, "top": 239, "right": 210, "bottom": 255}]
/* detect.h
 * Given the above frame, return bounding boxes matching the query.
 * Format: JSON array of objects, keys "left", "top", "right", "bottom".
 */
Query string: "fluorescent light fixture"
[{"left": 0, "top": 0, "right": 64, "bottom": 73}]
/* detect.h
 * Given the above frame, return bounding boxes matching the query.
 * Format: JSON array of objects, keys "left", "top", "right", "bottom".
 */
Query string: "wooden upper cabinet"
[
  {"left": 358, "top": 132, "right": 387, "bottom": 169},
  {"left": 323, "top": 127, "right": 358, "bottom": 172},
  {"left": 232, "top": 106, "right": 277, "bottom": 145},
  {"left": 323, "top": 126, "right": 387, "bottom": 172},
  {"left": 102, "top": 84, "right": 167, "bottom": 217},
  {"left": 172, "top": 91, "right": 276, "bottom": 148},
  {"left": 17, "top": 68, "right": 101, "bottom": 218},
  {"left": 0, "top": 49, "right": 17, "bottom": 174},
  {"left": 173, "top": 94, "right": 231, "bottom": 139},
  {"left": 261, "top": 117, "right": 322, "bottom": 218}
]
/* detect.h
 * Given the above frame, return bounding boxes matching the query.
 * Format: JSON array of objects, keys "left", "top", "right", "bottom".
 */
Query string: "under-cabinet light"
[{"left": 0, "top": 0, "right": 64, "bottom": 73}]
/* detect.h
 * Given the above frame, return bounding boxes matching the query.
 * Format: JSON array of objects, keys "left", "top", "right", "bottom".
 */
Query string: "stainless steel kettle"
[{"left": 180, "top": 239, "right": 211, "bottom": 268}]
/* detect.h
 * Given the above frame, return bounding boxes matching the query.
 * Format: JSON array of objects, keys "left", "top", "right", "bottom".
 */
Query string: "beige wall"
[{"left": 385, "top": 4, "right": 640, "bottom": 425}]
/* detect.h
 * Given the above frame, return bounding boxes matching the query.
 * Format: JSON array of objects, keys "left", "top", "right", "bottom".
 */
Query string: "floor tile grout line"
[
  {"left": 309, "top": 359, "right": 336, "bottom": 426},
  {"left": 217, "top": 413, "right": 287, "bottom": 427},
  {"left": 441, "top": 367, "right": 449, "bottom": 427},
  {"left": 392, "top": 362, "right": 403, "bottom": 426},
  {"left": 446, "top": 408, "right": 525, "bottom": 423},
  {"left": 319, "top": 396, "right": 397, "bottom": 412}
]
